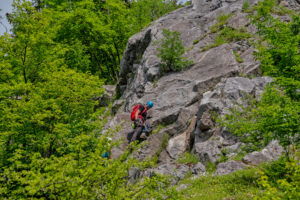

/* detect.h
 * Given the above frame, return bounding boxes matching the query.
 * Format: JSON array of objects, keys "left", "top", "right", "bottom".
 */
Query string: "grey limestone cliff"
[{"left": 106, "top": 0, "right": 299, "bottom": 180}]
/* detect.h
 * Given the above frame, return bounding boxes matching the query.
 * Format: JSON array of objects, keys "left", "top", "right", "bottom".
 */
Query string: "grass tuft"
[{"left": 177, "top": 152, "right": 199, "bottom": 165}]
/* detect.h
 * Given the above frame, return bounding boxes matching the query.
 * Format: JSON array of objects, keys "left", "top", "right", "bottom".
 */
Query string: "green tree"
[
  {"left": 25, "top": 0, "right": 181, "bottom": 83},
  {"left": 6, "top": 0, "right": 56, "bottom": 83},
  {"left": 0, "top": 68, "right": 178, "bottom": 198},
  {"left": 130, "top": 0, "right": 180, "bottom": 30},
  {"left": 0, "top": 1, "right": 185, "bottom": 198},
  {"left": 157, "top": 29, "right": 192, "bottom": 72},
  {"left": 0, "top": 68, "right": 104, "bottom": 162},
  {"left": 252, "top": 0, "right": 300, "bottom": 100}
]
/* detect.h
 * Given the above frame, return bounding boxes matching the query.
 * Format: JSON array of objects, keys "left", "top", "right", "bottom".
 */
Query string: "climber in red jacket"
[{"left": 128, "top": 101, "right": 154, "bottom": 143}]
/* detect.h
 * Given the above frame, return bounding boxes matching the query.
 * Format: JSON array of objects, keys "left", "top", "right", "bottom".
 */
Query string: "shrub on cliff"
[{"left": 157, "top": 29, "right": 193, "bottom": 73}]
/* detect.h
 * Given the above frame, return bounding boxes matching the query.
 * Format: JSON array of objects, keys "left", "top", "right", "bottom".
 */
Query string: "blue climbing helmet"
[{"left": 146, "top": 101, "right": 154, "bottom": 109}]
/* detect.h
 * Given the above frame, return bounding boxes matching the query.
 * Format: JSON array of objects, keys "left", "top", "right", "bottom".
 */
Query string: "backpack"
[{"left": 130, "top": 104, "right": 147, "bottom": 121}]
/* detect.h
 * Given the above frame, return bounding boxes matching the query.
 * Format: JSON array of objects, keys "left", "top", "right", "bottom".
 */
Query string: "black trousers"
[{"left": 127, "top": 126, "right": 143, "bottom": 143}]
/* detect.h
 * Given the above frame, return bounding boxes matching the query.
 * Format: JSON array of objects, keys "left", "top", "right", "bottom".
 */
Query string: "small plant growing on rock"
[
  {"left": 203, "top": 27, "right": 252, "bottom": 51},
  {"left": 157, "top": 29, "right": 193, "bottom": 72},
  {"left": 177, "top": 152, "right": 199, "bottom": 164},
  {"left": 210, "top": 13, "right": 233, "bottom": 33},
  {"left": 242, "top": 0, "right": 251, "bottom": 12},
  {"left": 233, "top": 50, "right": 244, "bottom": 63}
]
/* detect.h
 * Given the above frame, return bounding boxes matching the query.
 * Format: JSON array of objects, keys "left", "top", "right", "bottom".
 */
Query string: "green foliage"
[
  {"left": 221, "top": 87, "right": 300, "bottom": 152},
  {"left": 220, "top": 0, "right": 300, "bottom": 154},
  {"left": 215, "top": 3, "right": 300, "bottom": 198},
  {"left": 210, "top": 13, "right": 233, "bottom": 33},
  {"left": 0, "top": 1, "right": 183, "bottom": 198},
  {"left": 130, "top": 0, "right": 181, "bottom": 31},
  {"left": 210, "top": 0, "right": 298, "bottom": 165},
  {"left": 217, "top": 154, "right": 229, "bottom": 164},
  {"left": 152, "top": 124, "right": 167, "bottom": 134},
  {"left": 177, "top": 168, "right": 262, "bottom": 199},
  {"left": 7, "top": 0, "right": 179, "bottom": 84},
  {"left": 184, "top": 1, "right": 192, "bottom": 6},
  {"left": 205, "top": 162, "right": 217, "bottom": 174},
  {"left": 193, "top": 39, "right": 200, "bottom": 45},
  {"left": 232, "top": 151, "right": 247, "bottom": 161},
  {"left": 203, "top": 13, "right": 252, "bottom": 51},
  {"left": 242, "top": 0, "right": 251, "bottom": 13},
  {"left": 204, "top": 27, "right": 252, "bottom": 51},
  {"left": 122, "top": 175, "right": 180, "bottom": 199},
  {"left": 157, "top": 29, "right": 193, "bottom": 72},
  {"left": 251, "top": 0, "right": 300, "bottom": 100},
  {"left": 175, "top": 157, "right": 299, "bottom": 200},
  {"left": 260, "top": 157, "right": 290, "bottom": 184},
  {"left": 217, "top": 27, "right": 251, "bottom": 44},
  {"left": 0, "top": 68, "right": 103, "bottom": 161},
  {"left": 0, "top": 69, "right": 178, "bottom": 198},
  {"left": 4, "top": 1, "right": 56, "bottom": 84},
  {"left": 256, "top": 158, "right": 300, "bottom": 200},
  {"left": 177, "top": 152, "right": 199, "bottom": 165}
]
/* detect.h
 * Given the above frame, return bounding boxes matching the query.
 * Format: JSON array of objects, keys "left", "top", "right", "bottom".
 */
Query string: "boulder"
[
  {"left": 194, "top": 136, "right": 223, "bottom": 163},
  {"left": 198, "top": 110, "right": 214, "bottom": 131},
  {"left": 167, "top": 116, "right": 197, "bottom": 159},
  {"left": 192, "top": 162, "right": 206, "bottom": 175},
  {"left": 144, "top": 163, "right": 190, "bottom": 181},
  {"left": 128, "top": 167, "right": 141, "bottom": 184},
  {"left": 221, "top": 129, "right": 239, "bottom": 146},
  {"left": 192, "top": 76, "right": 273, "bottom": 164},
  {"left": 243, "top": 140, "right": 284, "bottom": 166},
  {"left": 224, "top": 142, "right": 243, "bottom": 154},
  {"left": 197, "top": 77, "right": 272, "bottom": 116},
  {"left": 215, "top": 160, "right": 247, "bottom": 175}
]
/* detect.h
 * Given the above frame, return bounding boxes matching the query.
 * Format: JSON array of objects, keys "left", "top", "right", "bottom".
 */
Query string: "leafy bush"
[
  {"left": 157, "top": 29, "right": 193, "bottom": 72},
  {"left": 256, "top": 158, "right": 300, "bottom": 200},
  {"left": 210, "top": 14, "right": 233, "bottom": 33},
  {"left": 0, "top": 68, "right": 180, "bottom": 199},
  {"left": 251, "top": 0, "right": 300, "bottom": 100}
]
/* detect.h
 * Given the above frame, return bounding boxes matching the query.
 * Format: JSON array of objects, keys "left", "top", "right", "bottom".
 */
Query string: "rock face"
[
  {"left": 192, "top": 77, "right": 272, "bottom": 164},
  {"left": 145, "top": 163, "right": 191, "bottom": 180},
  {"left": 108, "top": 0, "right": 298, "bottom": 180},
  {"left": 167, "top": 116, "right": 197, "bottom": 159},
  {"left": 215, "top": 160, "right": 247, "bottom": 175},
  {"left": 243, "top": 140, "right": 284, "bottom": 166}
]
